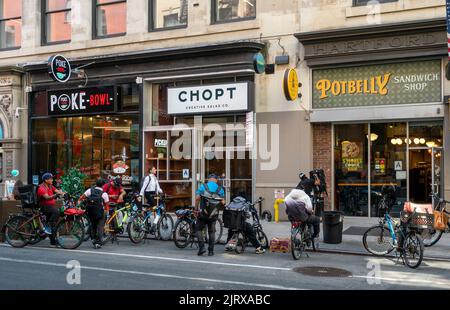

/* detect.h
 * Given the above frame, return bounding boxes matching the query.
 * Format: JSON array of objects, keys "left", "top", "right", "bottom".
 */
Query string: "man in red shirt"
[
  {"left": 37, "top": 173, "right": 65, "bottom": 245},
  {"left": 102, "top": 176, "right": 126, "bottom": 212}
]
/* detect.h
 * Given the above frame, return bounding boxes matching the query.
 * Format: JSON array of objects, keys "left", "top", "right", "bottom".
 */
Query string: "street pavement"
[{"left": 0, "top": 235, "right": 449, "bottom": 290}]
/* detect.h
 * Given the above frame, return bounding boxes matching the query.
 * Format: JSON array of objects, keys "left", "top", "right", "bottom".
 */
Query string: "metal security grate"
[{"left": 293, "top": 266, "right": 352, "bottom": 277}]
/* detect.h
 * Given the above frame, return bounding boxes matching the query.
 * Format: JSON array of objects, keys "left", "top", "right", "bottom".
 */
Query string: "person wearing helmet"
[
  {"left": 195, "top": 173, "right": 225, "bottom": 257},
  {"left": 102, "top": 176, "right": 126, "bottom": 212},
  {"left": 36, "top": 172, "right": 65, "bottom": 246}
]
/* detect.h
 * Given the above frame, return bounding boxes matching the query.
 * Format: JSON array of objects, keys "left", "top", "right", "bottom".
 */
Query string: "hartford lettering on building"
[
  {"left": 167, "top": 82, "right": 251, "bottom": 115},
  {"left": 47, "top": 86, "right": 116, "bottom": 116}
]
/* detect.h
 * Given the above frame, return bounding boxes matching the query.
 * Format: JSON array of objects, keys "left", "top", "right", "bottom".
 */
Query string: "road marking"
[
  {"left": 0, "top": 257, "right": 303, "bottom": 290},
  {"left": 0, "top": 244, "right": 291, "bottom": 271},
  {"left": 351, "top": 275, "right": 450, "bottom": 286}
]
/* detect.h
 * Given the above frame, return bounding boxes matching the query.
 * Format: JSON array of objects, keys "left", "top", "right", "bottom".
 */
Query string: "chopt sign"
[{"left": 47, "top": 86, "right": 116, "bottom": 116}]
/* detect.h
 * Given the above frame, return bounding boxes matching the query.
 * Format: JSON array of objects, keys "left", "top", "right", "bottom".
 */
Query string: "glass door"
[
  {"left": 203, "top": 147, "right": 252, "bottom": 204},
  {"left": 431, "top": 147, "right": 444, "bottom": 206}
]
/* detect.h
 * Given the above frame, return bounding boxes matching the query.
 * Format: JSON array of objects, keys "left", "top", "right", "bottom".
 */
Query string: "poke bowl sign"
[{"left": 48, "top": 55, "right": 71, "bottom": 83}]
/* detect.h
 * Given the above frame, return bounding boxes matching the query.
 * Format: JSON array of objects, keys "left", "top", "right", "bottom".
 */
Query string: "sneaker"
[
  {"left": 44, "top": 226, "right": 52, "bottom": 235},
  {"left": 198, "top": 248, "right": 206, "bottom": 256},
  {"left": 93, "top": 243, "right": 102, "bottom": 249},
  {"left": 50, "top": 240, "right": 57, "bottom": 247},
  {"left": 255, "top": 247, "right": 265, "bottom": 254},
  {"left": 208, "top": 251, "right": 214, "bottom": 256}
]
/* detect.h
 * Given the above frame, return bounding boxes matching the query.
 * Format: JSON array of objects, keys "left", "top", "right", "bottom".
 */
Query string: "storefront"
[
  {"left": 30, "top": 84, "right": 140, "bottom": 188},
  {"left": 25, "top": 41, "right": 264, "bottom": 208},
  {"left": 296, "top": 19, "right": 448, "bottom": 217},
  {"left": 143, "top": 78, "right": 256, "bottom": 211}
]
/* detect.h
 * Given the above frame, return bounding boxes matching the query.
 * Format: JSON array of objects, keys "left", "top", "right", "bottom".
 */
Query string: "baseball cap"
[{"left": 42, "top": 173, "right": 54, "bottom": 181}]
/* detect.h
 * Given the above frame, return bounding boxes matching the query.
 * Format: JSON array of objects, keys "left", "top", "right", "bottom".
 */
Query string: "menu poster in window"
[
  {"left": 342, "top": 141, "right": 363, "bottom": 172},
  {"left": 374, "top": 158, "right": 386, "bottom": 175}
]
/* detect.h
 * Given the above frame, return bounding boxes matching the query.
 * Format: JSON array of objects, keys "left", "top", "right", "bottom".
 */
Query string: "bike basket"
[
  {"left": 223, "top": 209, "right": 246, "bottom": 230},
  {"left": 401, "top": 211, "right": 434, "bottom": 230}
]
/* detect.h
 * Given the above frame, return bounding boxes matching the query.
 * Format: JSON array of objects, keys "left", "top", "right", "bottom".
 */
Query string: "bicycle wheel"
[
  {"left": 422, "top": 229, "right": 443, "bottom": 247},
  {"left": 127, "top": 214, "right": 145, "bottom": 244},
  {"left": 4, "top": 215, "right": 32, "bottom": 248},
  {"left": 402, "top": 232, "right": 424, "bottom": 269},
  {"left": 81, "top": 214, "right": 91, "bottom": 242},
  {"left": 291, "top": 228, "right": 304, "bottom": 260},
  {"left": 55, "top": 217, "right": 85, "bottom": 250},
  {"left": 157, "top": 214, "right": 174, "bottom": 241},
  {"left": 256, "top": 228, "right": 269, "bottom": 249},
  {"left": 362, "top": 225, "right": 394, "bottom": 256},
  {"left": 173, "top": 219, "right": 192, "bottom": 249},
  {"left": 235, "top": 232, "right": 246, "bottom": 254},
  {"left": 214, "top": 218, "right": 224, "bottom": 244},
  {"left": 101, "top": 219, "right": 115, "bottom": 245}
]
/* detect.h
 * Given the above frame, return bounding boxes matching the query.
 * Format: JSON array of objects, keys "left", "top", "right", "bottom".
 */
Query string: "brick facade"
[{"left": 312, "top": 123, "right": 332, "bottom": 211}]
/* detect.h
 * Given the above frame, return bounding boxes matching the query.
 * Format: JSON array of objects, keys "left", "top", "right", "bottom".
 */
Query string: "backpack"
[
  {"left": 285, "top": 200, "right": 309, "bottom": 222},
  {"left": 310, "top": 169, "right": 328, "bottom": 196},
  {"left": 18, "top": 184, "right": 38, "bottom": 208},
  {"left": 85, "top": 187, "right": 104, "bottom": 220},
  {"left": 199, "top": 183, "right": 223, "bottom": 219}
]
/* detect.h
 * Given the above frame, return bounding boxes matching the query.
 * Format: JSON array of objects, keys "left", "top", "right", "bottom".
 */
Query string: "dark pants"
[
  {"left": 227, "top": 222, "right": 261, "bottom": 249},
  {"left": 306, "top": 214, "right": 321, "bottom": 238},
  {"left": 40, "top": 205, "right": 60, "bottom": 243},
  {"left": 196, "top": 217, "right": 217, "bottom": 252},
  {"left": 90, "top": 213, "right": 106, "bottom": 245},
  {"left": 145, "top": 191, "right": 156, "bottom": 207}
]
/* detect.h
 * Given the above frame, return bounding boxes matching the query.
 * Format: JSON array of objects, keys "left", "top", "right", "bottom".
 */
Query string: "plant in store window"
[
  {"left": 157, "top": 147, "right": 167, "bottom": 159},
  {"left": 59, "top": 166, "right": 87, "bottom": 199}
]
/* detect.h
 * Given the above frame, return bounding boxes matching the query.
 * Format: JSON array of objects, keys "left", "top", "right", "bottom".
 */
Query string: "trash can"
[{"left": 322, "top": 211, "right": 344, "bottom": 244}]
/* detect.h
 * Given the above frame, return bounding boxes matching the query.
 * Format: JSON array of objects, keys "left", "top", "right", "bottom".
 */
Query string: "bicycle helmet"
[{"left": 42, "top": 172, "right": 54, "bottom": 181}]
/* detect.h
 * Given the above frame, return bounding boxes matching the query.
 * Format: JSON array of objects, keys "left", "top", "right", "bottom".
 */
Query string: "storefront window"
[
  {"left": 0, "top": 0, "right": 22, "bottom": 49},
  {"left": 95, "top": 0, "right": 126, "bottom": 38},
  {"left": 152, "top": 83, "right": 175, "bottom": 126},
  {"left": 32, "top": 115, "right": 139, "bottom": 188},
  {"left": 370, "top": 123, "right": 406, "bottom": 217},
  {"left": 213, "top": 0, "right": 256, "bottom": 23},
  {"left": 43, "top": 0, "right": 71, "bottom": 44},
  {"left": 334, "top": 124, "right": 369, "bottom": 216},
  {"left": 150, "top": 0, "right": 188, "bottom": 30}
]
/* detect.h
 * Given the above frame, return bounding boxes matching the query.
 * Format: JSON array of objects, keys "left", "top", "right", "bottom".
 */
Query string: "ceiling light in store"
[
  {"left": 413, "top": 138, "right": 420, "bottom": 145},
  {"left": 426, "top": 141, "right": 436, "bottom": 147},
  {"left": 404, "top": 138, "right": 412, "bottom": 144},
  {"left": 391, "top": 138, "right": 397, "bottom": 145},
  {"left": 419, "top": 138, "right": 426, "bottom": 144},
  {"left": 93, "top": 126, "right": 130, "bottom": 132},
  {"left": 396, "top": 138, "right": 403, "bottom": 145},
  {"left": 368, "top": 133, "right": 378, "bottom": 141}
]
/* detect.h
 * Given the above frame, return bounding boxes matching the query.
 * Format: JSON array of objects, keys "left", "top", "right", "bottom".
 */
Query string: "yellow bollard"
[{"left": 273, "top": 198, "right": 285, "bottom": 223}]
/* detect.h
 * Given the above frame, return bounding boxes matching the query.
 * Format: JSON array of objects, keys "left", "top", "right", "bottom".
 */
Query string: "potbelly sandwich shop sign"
[
  {"left": 167, "top": 82, "right": 252, "bottom": 115},
  {"left": 312, "top": 60, "right": 441, "bottom": 109}
]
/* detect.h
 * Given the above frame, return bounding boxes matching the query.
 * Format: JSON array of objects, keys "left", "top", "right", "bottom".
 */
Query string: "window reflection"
[
  {"left": 152, "top": 0, "right": 188, "bottom": 29},
  {"left": 214, "top": 0, "right": 256, "bottom": 22},
  {"left": 96, "top": 0, "right": 126, "bottom": 37},
  {"left": 0, "top": 0, "right": 21, "bottom": 48}
]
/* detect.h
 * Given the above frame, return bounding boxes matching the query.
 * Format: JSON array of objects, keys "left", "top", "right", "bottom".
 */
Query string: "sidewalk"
[{"left": 258, "top": 216, "right": 450, "bottom": 260}]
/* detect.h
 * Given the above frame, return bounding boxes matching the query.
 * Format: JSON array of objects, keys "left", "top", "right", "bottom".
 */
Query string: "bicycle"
[
  {"left": 422, "top": 193, "right": 450, "bottom": 247},
  {"left": 362, "top": 206, "right": 425, "bottom": 269},
  {"left": 172, "top": 206, "right": 224, "bottom": 248},
  {"left": 4, "top": 195, "right": 85, "bottom": 250},
  {"left": 290, "top": 220, "right": 318, "bottom": 260},
  {"left": 227, "top": 197, "right": 269, "bottom": 254},
  {"left": 101, "top": 200, "right": 135, "bottom": 244},
  {"left": 127, "top": 194, "right": 175, "bottom": 243}
]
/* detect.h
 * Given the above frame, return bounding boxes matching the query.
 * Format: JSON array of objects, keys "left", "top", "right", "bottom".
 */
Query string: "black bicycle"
[
  {"left": 227, "top": 197, "right": 269, "bottom": 254},
  {"left": 172, "top": 206, "right": 224, "bottom": 248}
]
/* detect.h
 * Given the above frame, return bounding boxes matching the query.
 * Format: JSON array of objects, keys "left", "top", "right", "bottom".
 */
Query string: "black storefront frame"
[{"left": 27, "top": 79, "right": 143, "bottom": 187}]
